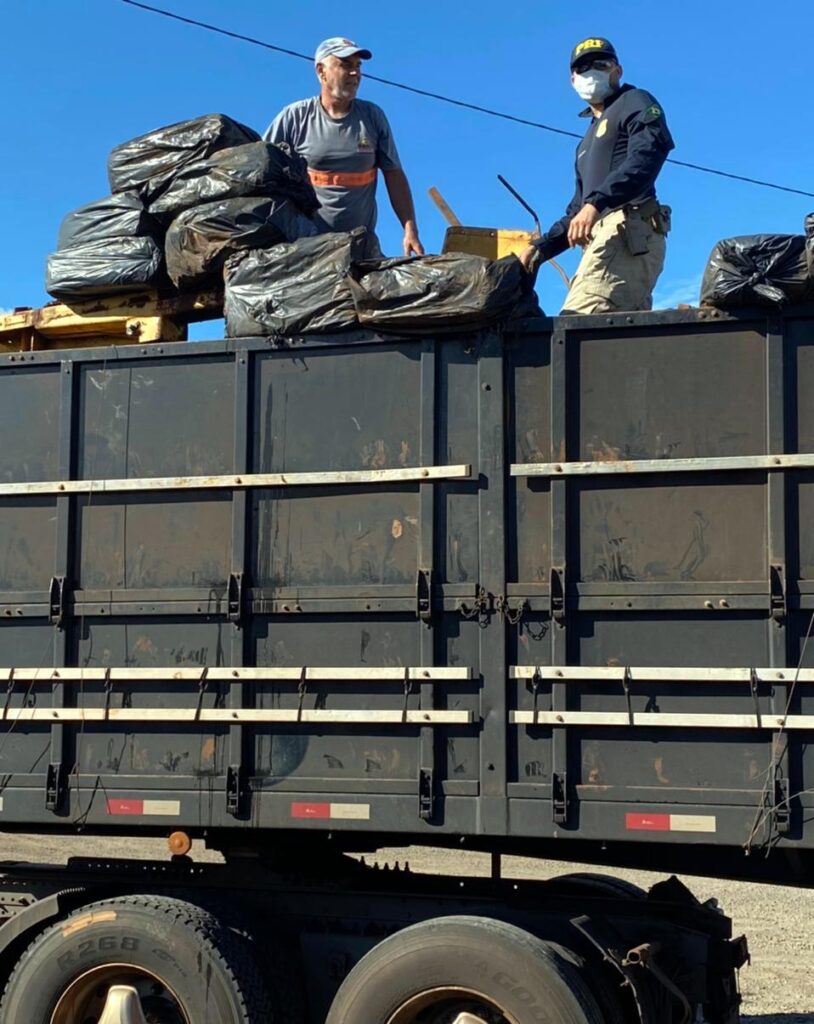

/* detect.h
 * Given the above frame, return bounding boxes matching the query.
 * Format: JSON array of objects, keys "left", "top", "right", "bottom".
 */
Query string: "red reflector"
[
  {"left": 291, "top": 802, "right": 331, "bottom": 819},
  {"left": 107, "top": 799, "right": 143, "bottom": 816},
  {"left": 626, "top": 812, "right": 670, "bottom": 831}
]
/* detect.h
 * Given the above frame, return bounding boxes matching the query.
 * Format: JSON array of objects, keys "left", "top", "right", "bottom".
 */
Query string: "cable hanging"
[{"left": 118, "top": 0, "right": 814, "bottom": 200}]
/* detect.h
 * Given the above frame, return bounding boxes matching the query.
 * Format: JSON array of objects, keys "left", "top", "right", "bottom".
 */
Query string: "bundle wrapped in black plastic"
[
  {"left": 108, "top": 114, "right": 260, "bottom": 203},
  {"left": 224, "top": 228, "right": 538, "bottom": 338},
  {"left": 58, "top": 193, "right": 160, "bottom": 250},
  {"left": 150, "top": 142, "right": 318, "bottom": 220},
  {"left": 46, "top": 237, "right": 164, "bottom": 301},
  {"left": 225, "top": 230, "right": 365, "bottom": 337},
  {"left": 350, "top": 252, "right": 535, "bottom": 330},
  {"left": 165, "top": 196, "right": 316, "bottom": 289},
  {"left": 700, "top": 234, "right": 813, "bottom": 307}
]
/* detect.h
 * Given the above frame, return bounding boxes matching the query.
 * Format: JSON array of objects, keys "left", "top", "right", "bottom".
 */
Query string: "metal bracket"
[
  {"left": 550, "top": 566, "right": 566, "bottom": 627},
  {"left": 46, "top": 762, "right": 65, "bottom": 812},
  {"left": 49, "top": 576, "right": 66, "bottom": 629},
  {"left": 228, "top": 572, "right": 244, "bottom": 625},
  {"left": 416, "top": 568, "right": 433, "bottom": 626},
  {"left": 773, "top": 772, "right": 791, "bottom": 833},
  {"left": 552, "top": 770, "right": 568, "bottom": 825},
  {"left": 226, "top": 764, "right": 245, "bottom": 817},
  {"left": 418, "top": 767, "right": 434, "bottom": 820},
  {"left": 770, "top": 564, "right": 786, "bottom": 626}
]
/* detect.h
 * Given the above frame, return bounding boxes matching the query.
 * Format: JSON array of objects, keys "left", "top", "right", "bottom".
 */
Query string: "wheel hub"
[
  {"left": 386, "top": 986, "right": 519, "bottom": 1024},
  {"left": 50, "top": 965, "right": 189, "bottom": 1024}
]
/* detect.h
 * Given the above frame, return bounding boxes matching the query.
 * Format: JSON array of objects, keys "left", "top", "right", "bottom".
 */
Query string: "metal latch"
[
  {"left": 419, "top": 767, "right": 434, "bottom": 820},
  {"left": 226, "top": 764, "right": 244, "bottom": 817},
  {"left": 46, "top": 762, "right": 65, "bottom": 812},
  {"left": 552, "top": 771, "right": 568, "bottom": 825},
  {"left": 770, "top": 564, "right": 786, "bottom": 626},
  {"left": 416, "top": 569, "right": 433, "bottom": 625},
  {"left": 228, "top": 572, "right": 244, "bottom": 625},
  {"left": 550, "top": 566, "right": 566, "bottom": 627},
  {"left": 49, "top": 576, "right": 66, "bottom": 629}
]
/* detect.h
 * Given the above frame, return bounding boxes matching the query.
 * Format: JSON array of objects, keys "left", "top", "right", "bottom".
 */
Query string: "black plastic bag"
[
  {"left": 165, "top": 196, "right": 316, "bottom": 289},
  {"left": 225, "top": 230, "right": 366, "bottom": 337},
  {"left": 700, "top": 234, "right": 813, "bottom": 307},
  {"left": 806, "top": 213, "right": 814, "bottom": 274},
  {"left": 108, "top": 114, "right": 260, "bottom": 203},
  {"left": 349, "top": 252, "right": 536, "bottom": 329},
  {"left": 46, "top": 237, "right": 164, "bottom": 301},
  {"left": 57, "top": 193, "right": 160, "bottom": 250},
  {"left": 149, "top": 141, "right": 318, "bottom": 220}
]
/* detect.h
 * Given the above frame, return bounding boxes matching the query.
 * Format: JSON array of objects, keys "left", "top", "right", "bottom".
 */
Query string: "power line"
[{"left": 119, "top": 0, "right": 814, "bottom": 200}]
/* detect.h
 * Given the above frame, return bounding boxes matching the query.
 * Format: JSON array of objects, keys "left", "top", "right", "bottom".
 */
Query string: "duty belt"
[{"left": 308, "top": 168, "right": 377, "bottom": 188}]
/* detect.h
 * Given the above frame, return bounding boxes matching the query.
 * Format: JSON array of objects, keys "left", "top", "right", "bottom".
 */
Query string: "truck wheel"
[
  {"left": 326, "top": 915, "right": 607, "bottom": 1024},
  {"left": 551, "top": 872, "right": 647, "bottom": 899},
  {"left": 0, "top": 894, "right": 274, "bottom": 1024}
]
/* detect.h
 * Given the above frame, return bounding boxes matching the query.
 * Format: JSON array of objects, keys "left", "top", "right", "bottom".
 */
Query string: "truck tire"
[
  {"left": 551, "top": 872, "right": 647, "bottom": 899},
  {"left": 326, "top": 915, "right": 608, "bottom": 1024},
  {"left": 0, "top": 894, "right": 274, "bottom": 1024}
]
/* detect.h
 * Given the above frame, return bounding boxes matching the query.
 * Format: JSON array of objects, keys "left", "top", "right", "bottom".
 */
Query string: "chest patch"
[
  {"left": 358, "top": 131, "right": 375, "bottom": 152},
  {"left": 596, "top": 118, "right": 608, "bottom": 138}
]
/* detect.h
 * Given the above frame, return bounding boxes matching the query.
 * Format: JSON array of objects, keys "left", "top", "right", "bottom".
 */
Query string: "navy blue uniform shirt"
[{"left": 534, "top": 84, "right": 674, "bottom": 261}]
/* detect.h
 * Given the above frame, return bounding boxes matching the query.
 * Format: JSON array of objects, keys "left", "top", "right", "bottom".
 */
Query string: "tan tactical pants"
[{"left": 561, "top": 207, "right": 667, "bottom": 315}]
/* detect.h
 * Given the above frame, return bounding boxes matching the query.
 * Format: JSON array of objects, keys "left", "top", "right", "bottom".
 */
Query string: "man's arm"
[
  {"left": 382, "top": 168, "right": 424, "bottom": 256},
  {"left": 584, "top": 96, "right": 674, "bottom": 213}
]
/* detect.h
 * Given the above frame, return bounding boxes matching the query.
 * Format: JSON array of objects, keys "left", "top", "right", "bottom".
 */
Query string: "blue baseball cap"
[{"left": 314, "top": 38, "right": 373, "bottom": 65}]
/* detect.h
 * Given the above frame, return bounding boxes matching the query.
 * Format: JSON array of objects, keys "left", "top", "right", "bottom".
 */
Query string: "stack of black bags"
[
  {"left": 46, "top": 114, "right": 318, "bottom": 301},
  {"left": 701, "top": 212, "right": 814, "bottom": 308}
]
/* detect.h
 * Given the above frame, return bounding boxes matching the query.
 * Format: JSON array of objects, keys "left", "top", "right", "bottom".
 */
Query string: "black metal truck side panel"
[{"left": 0, "top": 306, "right": 810, "bottom": 881}]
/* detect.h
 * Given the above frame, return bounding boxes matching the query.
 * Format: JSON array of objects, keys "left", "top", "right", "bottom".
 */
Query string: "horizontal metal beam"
[
  {"left": 0, "top": 666, "right": 471, "bottom": 682},
  {"left": 0, "top": 465, "right": 471, "bottom": 497},
  {"left": 1, "top": 708, "right": 472, "bottom": 725},
  {"left": 511, "top": 453, "right": 814, "bottom": 478},
  {"left": 510, "top": 710, "right": 814, "bottom": 730},
  {"left": 510, "top": 666, "right": 801, "bottom": 683}
]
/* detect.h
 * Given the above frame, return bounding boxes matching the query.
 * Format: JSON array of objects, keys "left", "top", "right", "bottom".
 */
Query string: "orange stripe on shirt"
[{"left": 308, "top": 168, "right": 377, "bottom": 188}]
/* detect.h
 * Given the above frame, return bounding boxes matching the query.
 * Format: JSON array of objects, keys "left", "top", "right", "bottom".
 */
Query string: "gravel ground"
[{"left": 0, "top": 833, "right": 810, "bottom": 1022}]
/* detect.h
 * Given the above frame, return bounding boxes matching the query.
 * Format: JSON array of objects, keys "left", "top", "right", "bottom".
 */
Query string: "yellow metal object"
[{"left": 442, "top": 226, "right": 533, "bottom": 261}]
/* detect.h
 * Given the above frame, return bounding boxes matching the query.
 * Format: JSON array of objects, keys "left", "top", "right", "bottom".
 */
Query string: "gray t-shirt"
[{"left": 264, "top": 97, "right": 401, "bottom": 255}]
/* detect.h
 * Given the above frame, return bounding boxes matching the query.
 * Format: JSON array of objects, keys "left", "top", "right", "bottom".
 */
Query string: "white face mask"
[{"left": 572, "top": 69, "right": 614, "bottom": 104}]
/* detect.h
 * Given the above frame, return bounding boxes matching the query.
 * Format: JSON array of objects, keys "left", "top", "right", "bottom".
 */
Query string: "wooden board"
[{"left": 0, "top": 287, "right": 224, "bottom": 351}]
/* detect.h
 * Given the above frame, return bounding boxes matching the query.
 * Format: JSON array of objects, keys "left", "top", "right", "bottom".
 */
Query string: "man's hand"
[
  {"left": 519, "top": 245, "right": 538, "bottom": 272},
  {"left": 402, "top": 221, "right": 425, "bottom": 257},
  {"left": 567, "top": 203, "right": 600, "bottom": 248}
]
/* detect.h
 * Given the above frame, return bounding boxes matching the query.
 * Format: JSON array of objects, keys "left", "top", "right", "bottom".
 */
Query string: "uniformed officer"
[
  {"left": 520, "top": 38, "right": 674, "bottom": 314},
  {"left": 265, "top": 37, "right": 424, "bottom": 260}
]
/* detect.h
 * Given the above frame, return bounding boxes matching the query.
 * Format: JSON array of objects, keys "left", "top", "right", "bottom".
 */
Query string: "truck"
[{"left": 0, "top": 294, "right": 808, "bottom": 1023}]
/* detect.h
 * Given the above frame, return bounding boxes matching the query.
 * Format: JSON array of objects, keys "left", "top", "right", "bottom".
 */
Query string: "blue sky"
[{"left": 2, "top": 0, "right": 812, "bottom": 323}]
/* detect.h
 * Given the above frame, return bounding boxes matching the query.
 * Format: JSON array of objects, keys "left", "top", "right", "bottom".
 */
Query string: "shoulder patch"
[{"left": 641, "top": 104, "right": 663, "bottom": 122}]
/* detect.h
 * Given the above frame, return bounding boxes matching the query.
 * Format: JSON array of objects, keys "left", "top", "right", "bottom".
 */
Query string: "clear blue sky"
[{"left": 2, "top": 0, "right": 812, "bottom": 322}]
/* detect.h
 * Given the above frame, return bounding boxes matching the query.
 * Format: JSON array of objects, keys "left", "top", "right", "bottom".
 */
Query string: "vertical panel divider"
[
  {"left": 49, "top": 358, "right": 76, "bottom": 814},
  {"left": 478, "top": 330, "right": 508, "bottom": 835},
  {"left": 766, "top": 316, "right": 791, "bottom": 835},
  {"left": 418, "top": 341, "right": 437, "bottom": 819},
  {"left": 228, "top": 349, "right": 250, "bottom": 818},
  {"left": 549, "top": 326, "right": 569, "bottom": 827}
]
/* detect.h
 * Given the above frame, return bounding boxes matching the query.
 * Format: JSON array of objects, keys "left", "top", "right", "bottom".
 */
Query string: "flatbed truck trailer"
[{"left": 0, "top": 300, "right": 809, "bottom": 1022}]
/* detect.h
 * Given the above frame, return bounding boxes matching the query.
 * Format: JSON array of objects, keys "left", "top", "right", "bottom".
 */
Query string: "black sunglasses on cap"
[{"left": 573, "top": 57, "right": 617, "bottom": 74}]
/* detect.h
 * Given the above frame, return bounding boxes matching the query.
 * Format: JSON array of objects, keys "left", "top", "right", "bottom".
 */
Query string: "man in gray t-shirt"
[{"left": 264, "top": 37, "right": 424, "bottom": 259}]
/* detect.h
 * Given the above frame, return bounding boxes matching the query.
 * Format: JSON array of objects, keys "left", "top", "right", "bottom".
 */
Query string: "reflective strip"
[
  {"left": 291, "top": 802, "right": 370, "bottom": 820},
  {"left": 626, "top": 812, "right": 716, "bottom": 833},
  {"left": 511, "top": 453, "right": 814, "bottom": 478},
  {"left": 308, "top": 167, "right": 377, "bottom": 188},
  {"left": 107, "top": 798, "right": 180, "bottom": 816}
]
